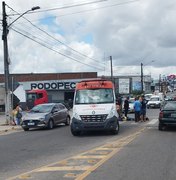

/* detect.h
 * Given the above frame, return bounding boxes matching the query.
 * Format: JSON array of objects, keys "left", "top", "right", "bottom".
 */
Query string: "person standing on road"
[
  {"left": 116, "top": 95, "right": 123, "bottom": 120},
  {"left": 124, "top": 96, "right": 129, "bottom": 120},
  {"left": 140, "top": 95, "right": 148, "bottom": 122},
  {"left": 133, "top": 96, "right": 141, "bottom": 122}
]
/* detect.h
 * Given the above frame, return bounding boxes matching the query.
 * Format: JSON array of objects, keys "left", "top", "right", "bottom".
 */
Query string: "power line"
[
  {"left": 16, "top": 0, "right": 141, "bottom": 22},
  {"left": 11, "top": 27, "right": 104, "bottom": 71},
  {"left": 6, "top": 4, "right": 105, "bottom": 66},
  {"left": 7, "top": 0, "right": 108, "bottom": 16}
]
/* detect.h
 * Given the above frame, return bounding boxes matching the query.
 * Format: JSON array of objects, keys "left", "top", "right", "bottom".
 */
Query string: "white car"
[{"left": 147, "top": 95, "right": 162, "bottom": 109}]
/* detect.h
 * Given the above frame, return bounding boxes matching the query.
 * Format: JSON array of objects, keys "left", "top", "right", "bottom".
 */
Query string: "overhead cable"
[
  {"left": 11, "top": 27, "right": 104, "bottom": 71},
  {"left": 6, "top": 4, "right": 105, "bottom": 66}
]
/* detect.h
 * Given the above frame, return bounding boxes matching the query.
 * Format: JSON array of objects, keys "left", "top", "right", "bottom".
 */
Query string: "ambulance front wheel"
[
  {"left": 111, "top": 121, "right": 119, "bottom": 135},
  {"left": 71, "top": 127, "right": 81, "bottom": 136}
]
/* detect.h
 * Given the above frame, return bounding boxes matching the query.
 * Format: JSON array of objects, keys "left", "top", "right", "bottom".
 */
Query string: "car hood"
[
  {"left": 23, "top": 112, "right": 49, "bottom": 120},
  {"left": 147, "top": 101, "right": 160, "bottom": 104}
]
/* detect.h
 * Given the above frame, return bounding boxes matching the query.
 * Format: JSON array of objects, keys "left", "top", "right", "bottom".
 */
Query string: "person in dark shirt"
[
  {"left": 140, "top": 95, "right": 148, "bottom": 121},
  {"left": 124, "top": 97, "right": 129, "bottom": 119}
]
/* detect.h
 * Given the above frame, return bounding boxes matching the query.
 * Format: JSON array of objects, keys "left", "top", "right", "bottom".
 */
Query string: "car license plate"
[{"left": 28, "top": 122, "right": 35, "bottom": 125}]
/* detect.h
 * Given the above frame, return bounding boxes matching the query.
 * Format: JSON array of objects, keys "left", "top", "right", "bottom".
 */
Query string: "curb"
[{"left": 0, "top": 125, "right": 22, "bottom": 134}]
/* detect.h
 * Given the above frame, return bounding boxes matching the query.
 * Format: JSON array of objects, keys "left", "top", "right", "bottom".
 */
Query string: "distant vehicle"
[
  {"left": 70, "top": 79, "right": 119, "bottom": 136},
  {"left": 122, "top": 98, "right": 135, "bottom": 113},
  {"left": 26, "top": 89, "right": 48, "bottom": 109},
  {"left": 21, "top": 103, "right": 70, "bottom": 131},
  {"left": 147, "top": 95, "right": 164, "bottom": 109},
  {"left": 128, "top": 98, "right": 135, "bottom": 113},
  {"left": 159, "top": 100, "right": 176, "bottom": 130},
  {"left": 164, "top": 95, "right": 172, "bottom": 101},
  {"left": 144, "top": 93, "right": 153, "bottom": 102}
]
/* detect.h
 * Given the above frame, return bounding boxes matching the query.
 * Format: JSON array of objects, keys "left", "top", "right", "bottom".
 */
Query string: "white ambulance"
[{"left": 70, "top": 79, "right": 119, "bottom": 136}]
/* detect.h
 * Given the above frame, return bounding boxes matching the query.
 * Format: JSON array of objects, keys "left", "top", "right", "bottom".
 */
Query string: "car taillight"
[{"left": 159, "top": 111, "right": 163, "bottom": 118}]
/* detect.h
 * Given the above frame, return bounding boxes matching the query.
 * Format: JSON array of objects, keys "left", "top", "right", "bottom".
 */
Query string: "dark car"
[
  {"left": 21, "top": 103, "right": 70, "bottom": 131},
  {"left": 158, "top": 100, "right": 176, "bottom": 131}
]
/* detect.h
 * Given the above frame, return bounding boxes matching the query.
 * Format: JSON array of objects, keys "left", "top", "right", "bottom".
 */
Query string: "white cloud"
[{"left": 0, "top": 0, "right": 176, "bottom": 80}]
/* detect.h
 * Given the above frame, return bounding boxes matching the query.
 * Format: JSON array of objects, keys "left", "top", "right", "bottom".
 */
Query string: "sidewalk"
[{"left": 0, "top": 113, "right": 22, "bottom": 133}]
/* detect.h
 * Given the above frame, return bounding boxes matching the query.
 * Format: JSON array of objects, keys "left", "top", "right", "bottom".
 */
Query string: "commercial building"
[{"left": 0, "top": 72, "right": 152, "bottom": 105}]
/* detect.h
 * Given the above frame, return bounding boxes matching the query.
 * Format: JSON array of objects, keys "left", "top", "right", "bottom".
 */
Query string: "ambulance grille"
[{"left": 80, "top": 114, "right": 108, "bottom": 122}]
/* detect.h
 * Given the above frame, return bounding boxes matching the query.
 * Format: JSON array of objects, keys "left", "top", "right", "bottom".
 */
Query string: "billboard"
[
  {"left": 132, "top": 81, "right": 142, "bottom": 91},
  {"left": 119, "top": 79, "right": 130, "bottom": 94}
]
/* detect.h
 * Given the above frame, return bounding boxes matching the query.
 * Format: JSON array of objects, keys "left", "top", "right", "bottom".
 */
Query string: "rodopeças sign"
[{"left": 31, "top": 82, "right": 76, "bottom": 90}]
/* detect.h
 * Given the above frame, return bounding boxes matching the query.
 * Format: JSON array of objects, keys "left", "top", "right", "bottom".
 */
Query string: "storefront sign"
[{"left": 31, "top": 82, "right": 76, "bottom": 90}]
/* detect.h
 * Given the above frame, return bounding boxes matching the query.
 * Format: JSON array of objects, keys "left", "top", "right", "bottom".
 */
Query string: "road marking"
[
  {"left": 7, "top": 127, "right": 146, "bottom": 180},
  {"left": 146, "top": 119, "right": 158, "bottom": 125}
]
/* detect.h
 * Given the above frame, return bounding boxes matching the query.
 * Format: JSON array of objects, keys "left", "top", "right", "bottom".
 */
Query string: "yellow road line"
[
  {"left": 36, "top": 165, "right": 91, "bottom": 172},
  {"left": 7, "top": 127, "right": 146, "bottom": 180},
  {"left": 73, "top": 155, "right": 106, "bottom": 159}
]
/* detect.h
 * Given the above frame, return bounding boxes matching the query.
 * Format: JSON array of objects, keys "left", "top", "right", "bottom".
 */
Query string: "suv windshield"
[{"left": 75, "top": 88, "right": 114, "bottom": 104}]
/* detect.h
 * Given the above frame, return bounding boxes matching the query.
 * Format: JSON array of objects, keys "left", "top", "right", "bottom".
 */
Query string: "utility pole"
[
  {"left": 141, "top": 63, "right": 143, "bottom": 93},
  {"left": 159, "top": 74, "right": 161, "bottom": 92},
  {"left": 110, "top": 56, "right": 113, "bottom": 82},
  {"left": 2, "top": 1, "right": 11, "bottom": 124},
  {"left": 2, "top": 1, "right": 40, "bottom": 124}
]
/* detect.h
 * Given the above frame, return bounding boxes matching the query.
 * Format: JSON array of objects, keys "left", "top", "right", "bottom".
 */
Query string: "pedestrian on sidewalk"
[
  {"left": 133, "top": 96, "right": 141, "bottom": 122},
  {"left": 13, "top": 104, "right": 22, "bottom": 125}
]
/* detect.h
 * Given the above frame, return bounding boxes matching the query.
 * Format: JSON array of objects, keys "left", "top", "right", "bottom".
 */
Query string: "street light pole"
[
  {"left": 110, "top": 56, "right": 113, "bottom": 82},
  {"left": 140, "top": 60, "right": 155, "bottom": 94},
  {"left": 2, "top": 1, "right": 40, "bottom": 124},
  {"left": 2, "top": 1, "right": 10, "bottom": 124},
  {"left": 141, "top": 63, "right": 143, "bottom": 93}
]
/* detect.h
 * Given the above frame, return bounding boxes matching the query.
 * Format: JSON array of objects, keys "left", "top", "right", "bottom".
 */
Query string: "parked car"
[
  {"left": 159, "top": 100, "right": 176, "bottom": 130},
  {"left": 21, "top": 103, "right": 70, "bottom": 131}
]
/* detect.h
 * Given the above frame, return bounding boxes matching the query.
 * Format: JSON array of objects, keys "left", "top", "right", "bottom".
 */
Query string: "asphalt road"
[{"left": 1, "top": 108, "right": 176, "bottom": 180}]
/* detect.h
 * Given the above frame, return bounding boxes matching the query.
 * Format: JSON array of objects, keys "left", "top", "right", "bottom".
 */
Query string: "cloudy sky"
[{"left": 0, "top": 0, "right": 176, "bottom": 79}]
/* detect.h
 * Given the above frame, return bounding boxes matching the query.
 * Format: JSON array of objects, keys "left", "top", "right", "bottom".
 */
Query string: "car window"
[
  {"left": 164, "top": 101, "right": 176, "bottom": 110},
  {"left": 52, "top": 105, "right": 59, "bottom": 112},
  {"left": 129, "top": 99, "right": 135, "bottom": 103},
  {"left": 58, "top": 103, "right": 65, "bottom": 110}
]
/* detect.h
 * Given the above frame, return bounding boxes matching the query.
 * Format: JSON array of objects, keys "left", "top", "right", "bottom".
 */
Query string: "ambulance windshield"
[{"left": 75, "top": 88, "right": 114, "bottom": 104}]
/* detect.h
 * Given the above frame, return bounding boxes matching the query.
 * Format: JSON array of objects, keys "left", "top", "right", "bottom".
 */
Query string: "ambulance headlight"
[
  {"left": 107, "top": 106, "right": 116, "bottom": 119},
  {"left": 73, "top": 112, "right": 81, "bottom": 121}
]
